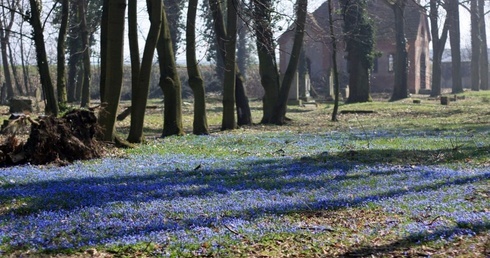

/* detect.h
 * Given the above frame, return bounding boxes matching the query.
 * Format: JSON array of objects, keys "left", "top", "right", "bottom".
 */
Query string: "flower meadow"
[{"left": 0, "top": 130, "right": 489, "bottom": 256}]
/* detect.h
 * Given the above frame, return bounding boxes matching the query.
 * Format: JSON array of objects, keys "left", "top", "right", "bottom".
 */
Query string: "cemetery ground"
[{"left": 0, "top": 91, "right": 489, "bottom": 257}]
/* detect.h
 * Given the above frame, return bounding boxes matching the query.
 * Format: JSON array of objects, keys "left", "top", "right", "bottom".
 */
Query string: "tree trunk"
[
  {"left": 478, "top": 0, "right": 488, "bottom": 90},
  {"left": 157, "top": 5, "right": 184, "bottom": 137},
  {"left": 209, "top": 0, "right": 252, "bottom": 126},
  {"left": 127, "top": 0, "right": 162, "bottom": 143},
  {"left": 0, "top": 0, "right": 17, "bottom": 101},
  {"left": 99, "top": 0, "right": 109, "bottom": 104},
  {"left": 448, "top": 0, "right": 463, "bottom": 93},
  {"left": 236, "top": 0, "right": 248, "bottom": 79},
  {"left": 389, "top": 1, "right": 408, "bottom": 101},
  {"left": 7, "top": 41, "right": 22, "bottom": 95},
  {"left": 253, "top": 0, "right": 280, "bottom": 124},
  {"left": 29, "top": 0, "right": 59, "bottom": 116},
  {"left": 470, "top": 0, "right": 480, "bottom": 91},
  {"left": 98, "top": 0, "right": 126, "bottom": 142},
  {"left": 329, "top": 0, "right": 340, "bottom": 122},
  {"left": 19, "top": 22, "right": 31, "bottom": 95},
  {"left": 429, "top": 0, "right": 449, "bottom": 97},
  {"left": 57, "top": 0, "right": 69, "bottom": 110},
  {"left": 221, "top": 0, "right": 238, "bottom": 130},
  {"left": 186, "top": 0, "right": 209, "bottom": 135},
  {"left": 341, "top": 0, "right": 373, "bottom": 104},
  {"left": 0, "top": 25, "right": 14, "bottom": 101},
  {"left": 128, "top": 0, "right": 140, "bottom": 105},
  {"left": 164, "top": 0, "right": 183, "bottom": 57},
  {"left": 271, "top": 0, "right": 307, "bottom": 125},
  {"left": 79, "top": 0, "right": 91, "bottom": 107}
]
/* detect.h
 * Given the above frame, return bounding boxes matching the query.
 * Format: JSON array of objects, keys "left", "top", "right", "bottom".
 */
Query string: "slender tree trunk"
[
  {"left": 19, "top": 23, "right": 30, "bottom": 95},
  {"left": 448, "top": 0, "right": 463, "bottom": 93},
  {"left": 429, "top": 0, "right": 449, "bottom": 97},
  {"left": 329, "top": 0, "right": 340, "bottom": 122},
  {"left": 79, "top": 0, "right": 91, "bottom": 107},
  {"left": 7, "top": 42, "right": 22, "bottom": 95},
  {"left": 236, "top": 0, "right": 248, "bottom": 79},
  {"left": 29, "top": 0, "right": 59, "bottom": 116},
  {"left": 128, "top": 0, "right": 140, "bottom": 96},
  {"left": 57, "top": 0, "right": 69, "bottom": 109},
  {"left": 164, "top": 0, "right": 183, "bottom": 57},
  {"left": 471, "top": 0, "right": 480, "bottom": 91},
  {"left": 253, "top": 0, "right": 280, "bottom": 124},
  {"left": 221, "top": 0, "right": 238, "bottom": 130},
  {"left": 209, "top": 0, "right": 252, "bottom": 126},
  {"left": 186, "top": 0, "right": 209, "bottom": 135},
  {"left": 157, "top": 4, "right": 184, "bottom": 137},
  {"left": 389, "top": 1, "right": 408, "bottom": 101},
  {"left": 0, "top": 26, "right": 13, "bottom": 101},
  {"left": 99, "top": 0, "right": 109, "bottom": 104},
  {"left": 478, "top": 0, "right": 488, "bottom": 90},
  {"left": 271, "top": 0, "right": 307, "bottom": 125},
  {"left": 98, "top": 0, "right": 126, "bottom": 142},
  {"left": 127, "top": 0, "right": 162, "bottom": 143}
]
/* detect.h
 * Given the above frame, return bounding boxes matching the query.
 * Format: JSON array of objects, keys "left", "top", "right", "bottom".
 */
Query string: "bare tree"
[
  {"left": 157, "top": 3, "right": 184, "bottom": 137},
  {"left": 56, "top": 0, "right": 69, "bottom": 109},
  {"left": 127, "top": 0, "right": 162, "bottom": 143},
  {"left": 429, "top": 0, "right": 449, "bottom": 97},
  {"left": 448, "top": 0, "right": 463, "bottom": 93},
  {"left": 186, "top": 0, "right": 209, "bottom": 135},
  {"left": 98, "top": 0, "right": 126, "bottom": 142},
  {"left": 0, "top": 0, "right": 20, "bottom": 101},
  {"left": 28, "top": 0, "right": 58, "bottom": 115}
]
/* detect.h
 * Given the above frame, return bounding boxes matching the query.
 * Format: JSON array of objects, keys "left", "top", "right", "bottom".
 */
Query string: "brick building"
[{"left": 278, "top": 1, "right": 431, "bottom": 96}]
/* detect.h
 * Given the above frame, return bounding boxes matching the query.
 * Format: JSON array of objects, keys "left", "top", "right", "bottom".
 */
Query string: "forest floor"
[{"left": 0, "top": 91, "right": 489, "bottom": 257}]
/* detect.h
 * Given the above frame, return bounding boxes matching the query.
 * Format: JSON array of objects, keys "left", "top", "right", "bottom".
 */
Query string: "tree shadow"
[
  {"left": 0, "top": 147, "right": 488, "bottom": 252},
  {"left": 311, "top": 145, "right": 490, "bottom": 166},
  {"left": 341, "top": 221, "right": 490, "bottom": 257}
]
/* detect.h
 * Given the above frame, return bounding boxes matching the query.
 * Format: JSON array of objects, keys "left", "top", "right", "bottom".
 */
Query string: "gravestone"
[{"left": 9, "top": 98, "right": 33, "bottom": 113}]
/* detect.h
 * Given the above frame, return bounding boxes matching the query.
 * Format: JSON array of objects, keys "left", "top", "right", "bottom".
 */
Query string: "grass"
[{"left": 0, "top": 92, "right": 489, "bottom": 257}]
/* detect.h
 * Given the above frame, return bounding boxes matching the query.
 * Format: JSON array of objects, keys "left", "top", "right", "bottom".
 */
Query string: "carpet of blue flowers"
[{"left": 0, "top": 130, "right": 489, "bottom": 255}]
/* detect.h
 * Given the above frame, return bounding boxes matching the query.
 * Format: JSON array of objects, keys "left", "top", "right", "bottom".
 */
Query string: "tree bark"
[
  {"left": 98, "top": 0, "right": 126, "bottom": 142},
  {"left": 29, "top": 0, "right": 59, "bottom": 116},
  {"left": 387, "top": 0, "right": 408, "bottom": 101},
  {"left": 341, "top": 0, "right": 373, "bottom": 104},
  {"left": 448, "top": 0, "right": 463, "bottom": 93},
  {"left": 79, "top": 0, "right": 91, "bottom": 107},
  {"left": 209, "top": 0, "right": 252, "bottom": 127},
  {"left": 221, "top": 0, "right": 238, "bottom": 130},
  {"left": 470, "top": 0, "right": 480, "bottom": 91},
  {"left": 271, "top": 0, "right": 307, "bottom": 125},
  {"left": 253, "top": 0, "right": 280, "bottom": 124},
  {"left": 57, "top": 0, "right": 69, "bottom": 109},
  {"left": 429, "top": 0, "right": 449, "bottom": 97},
  {"left": 186, "top": 0, "right": 209, "bottom": 135},
  {"left": 478, "top": 0, "right": 488, "bottom": 90},
  {"left": 157, "top": 4, "right": 184, "bottom": 137},
  {"left": 164, "top": 0, "right": 183, "bottom": 57},
  {"left": 127, "top": 0, "right": 162, "bottom": 143},
  {"left": 0, "top": 0, "right": 17, "bottom": 102},
  {"left": 329, "top": 0, "right": 340, "bottom": 122}
]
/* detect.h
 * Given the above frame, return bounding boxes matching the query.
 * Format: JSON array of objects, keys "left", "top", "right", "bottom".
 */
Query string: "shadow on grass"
[
  {"left": 312, "top": 145, "right": 490, "bottom": 166},
  {"left": 341, "top": 221, "right": 490, "bottom": 257},
  {"left": 0, "top": 146, "right": 488, "bottom": 252}
]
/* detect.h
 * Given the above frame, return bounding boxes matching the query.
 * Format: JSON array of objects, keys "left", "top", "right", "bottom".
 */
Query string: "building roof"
[{"left": 279, "top": 0, "right": 430, "bottom": 45}]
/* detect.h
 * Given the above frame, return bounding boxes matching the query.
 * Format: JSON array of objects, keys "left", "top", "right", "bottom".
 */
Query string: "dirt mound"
[{"left": 0, "top": 109, "right": 104, "bottom": 166}]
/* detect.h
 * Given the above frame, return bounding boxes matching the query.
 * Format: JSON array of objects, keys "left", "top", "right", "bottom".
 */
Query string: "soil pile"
[{"left": 0, "top": 109, "right": 103, "bottom": 166}]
